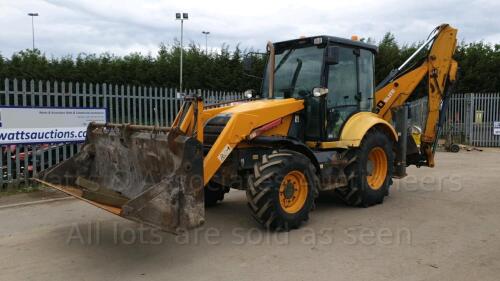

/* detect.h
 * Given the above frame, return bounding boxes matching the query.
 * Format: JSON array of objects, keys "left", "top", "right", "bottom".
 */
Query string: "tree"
[
  {"left": 0, "top": 34, "right": 499, "bottom": 93},
  {"left": 375, "top": 32, "right": 400, "bottom": 84}
]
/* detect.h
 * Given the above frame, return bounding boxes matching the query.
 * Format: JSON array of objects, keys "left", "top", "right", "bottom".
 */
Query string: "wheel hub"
[
  {"left": 284, "top": 182, "right": 295, "bottom": 199},
  {"left": 279, "top": 171, "right": 309, "bottom": 214},
  {"left": 366, "top": 147, "right": 388, "bottom": 190},
  {"left": 366, "top": 160, "right": 374, "bottom": 176}
]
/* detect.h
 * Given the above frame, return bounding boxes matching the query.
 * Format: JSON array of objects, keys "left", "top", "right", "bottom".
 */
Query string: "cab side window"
[
  {"left": 326, "top": 47, "right": 358, "bottom": 140},
  {"left": 359, "top": 49, "right": 374, "bottom": 111}
]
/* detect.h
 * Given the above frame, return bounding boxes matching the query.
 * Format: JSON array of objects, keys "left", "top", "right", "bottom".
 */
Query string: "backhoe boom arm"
[{"left": 374, "top": 24, "right": 458, "bottom": 167}]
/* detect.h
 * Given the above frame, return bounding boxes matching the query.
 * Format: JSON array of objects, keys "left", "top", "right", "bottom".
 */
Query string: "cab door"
[{"left": 325, "top": 46, "right": 374, "bottom": 140}]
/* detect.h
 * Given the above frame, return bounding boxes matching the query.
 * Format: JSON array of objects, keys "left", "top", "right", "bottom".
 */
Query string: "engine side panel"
[{"left": 307, "top": 112, "right": 398, "bottom": 149}]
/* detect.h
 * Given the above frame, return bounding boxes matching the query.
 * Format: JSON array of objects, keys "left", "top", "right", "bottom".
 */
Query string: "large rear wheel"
[
  {"left": 246, "top": 150, "right": 318, "bottom": 231},
  {"left": 335, "top": 129, "right": 394, "bottom": 207}
]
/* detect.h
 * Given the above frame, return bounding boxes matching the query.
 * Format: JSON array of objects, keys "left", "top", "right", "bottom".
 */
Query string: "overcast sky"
[{"left": 0, "top": 0, "right": 498, "bottom": 57}]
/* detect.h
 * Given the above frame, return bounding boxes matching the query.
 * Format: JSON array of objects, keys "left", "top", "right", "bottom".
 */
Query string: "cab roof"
[{"left": 273, "top": 35, "right": 378, "bottom": 54}]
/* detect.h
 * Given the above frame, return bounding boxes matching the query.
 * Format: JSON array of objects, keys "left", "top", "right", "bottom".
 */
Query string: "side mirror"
[
  {"left": 325, "top": 46, "right": 339, "bottom": 65},
  {"left": 312, "top": 87, "right": 328, "bottom": 97},
  {"left": 243, "top": 57, "right": 253, "bottom": 72}
]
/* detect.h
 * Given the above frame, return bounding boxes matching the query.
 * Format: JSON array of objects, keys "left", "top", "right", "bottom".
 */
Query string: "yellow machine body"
[
  {"left": 35, "top": 24, "right": 458, "bottom": 232},
  {"left": 306, "top": 112, "right": 398, "bottom": 149}
]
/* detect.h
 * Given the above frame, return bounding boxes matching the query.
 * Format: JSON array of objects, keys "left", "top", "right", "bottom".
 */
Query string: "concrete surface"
[
  {"left": 1, "top": 150, "right": 499, "bottom": 281},
  {"left": 0, "top": 187, "right": 69, "bottom": 208}
]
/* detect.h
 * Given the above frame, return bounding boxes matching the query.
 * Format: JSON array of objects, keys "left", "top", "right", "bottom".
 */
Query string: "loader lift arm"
[
  {"left": 373, "top": 24, "right": 458, "bottom": 167},
  {"left": 175, "top": 95, "right": 305, "bottom": 185}
]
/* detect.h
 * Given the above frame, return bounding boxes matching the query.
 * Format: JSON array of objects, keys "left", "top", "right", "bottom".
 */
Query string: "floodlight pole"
[
  {"left": 28, "top": 13, "right": 39, "bottom": 51},
  {"left": 180, "top": 19, "right": 183, "bottom": 93},
  {"left": 176, "top": 12, "right": 188, "bottom": 94},
  {"left": 202, "top": 31, "right": 210, "bottom": 55}
]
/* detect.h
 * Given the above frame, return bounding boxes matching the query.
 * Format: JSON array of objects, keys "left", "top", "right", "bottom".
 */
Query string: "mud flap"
[{"left": 34, "top": 124, "right": 204, "bottom": 233}]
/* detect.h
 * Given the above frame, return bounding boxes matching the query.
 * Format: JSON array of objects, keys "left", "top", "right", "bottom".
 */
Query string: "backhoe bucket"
[{"left": 34, "top": 123, "right": 205, "bottom": 233}]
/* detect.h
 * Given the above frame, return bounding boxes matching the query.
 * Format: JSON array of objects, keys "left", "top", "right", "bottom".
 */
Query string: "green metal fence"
[
  {"left": 408, "top": 93, "right": 500, "bottom": 147},
  {"left": 0, "top": 78, "right": 243, "bottom": 188},
  {"left": 2, "top": 78, "right": 498, "bottom": 189}
]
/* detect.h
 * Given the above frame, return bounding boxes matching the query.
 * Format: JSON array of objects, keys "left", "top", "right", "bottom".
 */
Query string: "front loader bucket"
[{"left": 34, "top": 123, "right": 204, "bottom": 233}]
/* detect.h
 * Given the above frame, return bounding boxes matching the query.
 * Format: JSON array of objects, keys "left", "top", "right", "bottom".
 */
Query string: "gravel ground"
[{"left": 0, "top": 149, "right": 499, "bottom": 281}]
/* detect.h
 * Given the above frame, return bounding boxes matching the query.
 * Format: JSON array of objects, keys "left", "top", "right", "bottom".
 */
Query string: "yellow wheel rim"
[
  {"left": 366, "top": 147, "right": 388, "bottom": 190},
  {"left": 279, "top": 171, "right": 308, "bottom": 214}
]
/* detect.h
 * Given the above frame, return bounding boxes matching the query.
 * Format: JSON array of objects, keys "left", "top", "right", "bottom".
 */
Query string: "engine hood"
[{"left": 220, "top": 98, "right": 304, "bottom": 116}]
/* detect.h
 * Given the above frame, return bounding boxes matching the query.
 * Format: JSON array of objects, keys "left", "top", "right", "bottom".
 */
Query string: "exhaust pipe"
[{"left": 267, "top": 41, "right": 275, "bottom": 98}]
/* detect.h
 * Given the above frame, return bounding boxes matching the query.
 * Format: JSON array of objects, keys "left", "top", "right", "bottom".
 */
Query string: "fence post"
[
  {"left": 102, "top": 83, "right": 107, "bottom": 119},
  {"left": 0, "top": 79, "right": 5, "bottom": 189},
  {"left": 158, "top": 87, "right": 164, "bottom": 126},
  {"left": 132, "top": 85, "right": 137, "bottom": 124},
  {"left": 138, "top": 86, "right": 143, "bottom": 124},
  {"left": 4, "top": 78, "right": 9, "bottom": 105},
  {"left": 69, "top": 82, "right": 76, "bottom": 157},
  {"left": 84, "top": 83, "right": 88, "bottom": 107},
  {"left": 168, "top": 88, "right": 174, "bottom": 125},
  {"left": 23, "top": 80, "right": 29, "bottom": 185},
  {"left": 11, "top": 75, "right": 20, "bottom": 185},
  {"left": 120, "top": 85, "right": 125, "bottom": 124},
  {"left": 494, "top": 94, "right": 499, "bottom": 146},
  {"left": 127, "top": 85, "right": 131, "bottom": 124},
  {"left": 115, "top": 84, "right": 120, "bottom": 123},
  {"left": 469, "top": 93, "right": 475, "bottom": 145},
  {"left": 3, "top": 76, "right": 11, "bottom": 196},
  {"left": 148, "top": 86, "right": 153, "bottom": 125},
  {"left": 38, "top": 82, "right": 45, "bottom": 169},
  {"left": 53, "top": 81, "right": 61, "bottom": 166},
  {"left": 173, "top": 88, "right": 179, "bottom": 122},
  {"left": 109, "top": 84, "right": 115, "bottom": 123}
]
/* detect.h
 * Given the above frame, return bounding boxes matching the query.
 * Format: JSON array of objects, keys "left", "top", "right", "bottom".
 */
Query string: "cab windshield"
[{"left": 262, "top": 45, "right": 324, "bottom": 99}]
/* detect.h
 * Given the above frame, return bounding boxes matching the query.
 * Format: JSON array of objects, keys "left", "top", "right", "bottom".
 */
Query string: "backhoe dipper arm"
[{"left": 373, "top": 24, "right": 458, "bottom": 167}]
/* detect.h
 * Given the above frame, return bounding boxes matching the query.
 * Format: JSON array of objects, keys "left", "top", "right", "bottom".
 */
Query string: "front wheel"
[
  {"left": 335, "top": 129, "right": 394, "bottom": 207},
  {"left": 246, "top": 150, "right": 318, "bottom": 231}
]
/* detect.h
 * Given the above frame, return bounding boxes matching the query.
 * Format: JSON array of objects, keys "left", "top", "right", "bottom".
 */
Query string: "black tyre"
[
  {"left": 246, "top": 150, "right": 318, "bottom": 231},
  {"left": 335, "top": 129, "right": 394, "bottom": 207},
  {"left": 204, "top": 182, "right": 228, "bottom": 207},
  {"left": 450, "top": 143, "right": 460, "bottom": 153}
]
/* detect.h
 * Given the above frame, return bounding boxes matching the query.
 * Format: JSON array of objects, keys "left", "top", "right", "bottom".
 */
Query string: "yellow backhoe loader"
[{"left": 35, "top": 24, "right": 458, "bottom": 232}]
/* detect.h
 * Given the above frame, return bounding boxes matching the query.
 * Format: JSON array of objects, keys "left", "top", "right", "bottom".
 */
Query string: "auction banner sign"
[
  {"left": 0, "top": 106, "right": 107, "bottom": 145},
  {"left": 495, "top": 121, "right": 500, "bottom": 136}
]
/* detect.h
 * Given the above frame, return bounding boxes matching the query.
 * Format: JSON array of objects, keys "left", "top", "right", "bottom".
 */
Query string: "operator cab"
[{"left": 262, "top": 36, "right": 377, "bottom": 142}]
